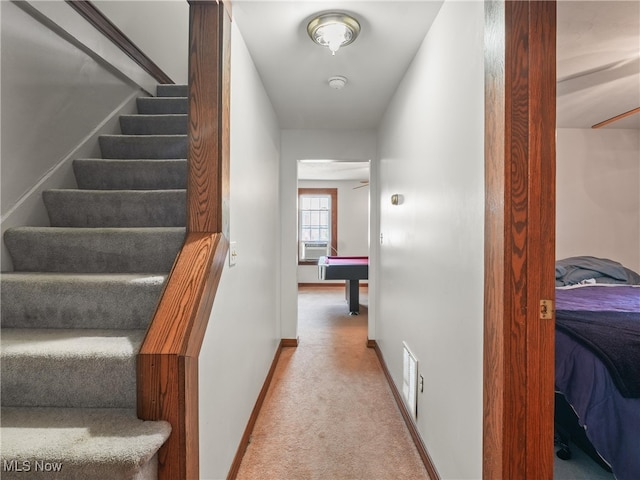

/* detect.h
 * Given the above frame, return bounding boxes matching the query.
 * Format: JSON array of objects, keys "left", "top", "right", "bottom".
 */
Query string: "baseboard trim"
[
  {"left": 227, "top": 339, "right": 291, "bottom": 479},
  {"left": 298, "top": 283, "right": 369, "bottom": 288},
  {"left": 281, "top": 337, "right": 299, "bottom": 347},
  {"left": 369, "top": 340, "right": 441, "bottom": 480}
]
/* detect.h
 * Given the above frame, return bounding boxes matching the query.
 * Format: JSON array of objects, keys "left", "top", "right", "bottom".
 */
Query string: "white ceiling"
[
  {"left": 557, "top": 1, "right": 640, "bottom": 129},
  {"left": 233, "top": 0, "right": 640, "bottom": 179},
  {"left": 232, "top": 1, "right": 444, "bottom": 130}
]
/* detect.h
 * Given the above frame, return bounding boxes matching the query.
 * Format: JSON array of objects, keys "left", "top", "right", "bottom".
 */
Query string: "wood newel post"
[{"left": 187, "top": 0, "right": 231, "bottom": 237}]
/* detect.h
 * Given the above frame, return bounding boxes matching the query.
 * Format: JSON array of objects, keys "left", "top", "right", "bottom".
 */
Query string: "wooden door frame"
[{"left": 484, "top": 1, "right": 557, "bottom": 479}]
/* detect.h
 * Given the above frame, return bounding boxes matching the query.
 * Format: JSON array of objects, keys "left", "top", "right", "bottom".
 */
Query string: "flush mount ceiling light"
[{"left": 307, "top": 13, "right": 361, "bottom": 56}]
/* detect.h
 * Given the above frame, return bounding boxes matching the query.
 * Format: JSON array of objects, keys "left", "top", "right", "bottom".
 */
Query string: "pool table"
[{"left": 317, "top": 256, "right": 368, "bottom": 315}]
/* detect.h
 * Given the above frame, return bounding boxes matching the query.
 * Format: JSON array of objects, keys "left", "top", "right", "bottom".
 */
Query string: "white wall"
[
  {"left": 376, "top": 2, "right": 484, "bottom": 479},
  {"left": 297, "top": 179, "right": 369, "bottom": 284},
  {"left": 556, "top": 128, "right": 640, "bottom": 272},
  {"left": 198, "top": 21, "right": 281, "bottom": 480},
  {"left": 280, "top": 129, "right": 377, "bottom": 340},
  {"left": 94, "top": 0, "right": 189, "bottom": 85}
]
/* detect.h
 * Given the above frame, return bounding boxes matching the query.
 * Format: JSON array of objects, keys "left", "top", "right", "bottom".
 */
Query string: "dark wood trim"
[
  {"left": 227, "top": 341, "right": 287, "bottom": 480},
  {"left": 65, "top": 0, "right": 173, "bottom": 85},
  {"left": 369, "top": 340, "right": 440, "bottom": 480},
  {"left": 297, "top": 188, "right": 338, "bottom": 263},
  {"left": 483, "top": 1, "right": 556, "bottom": 479},
  {"left": 137, "top": 2, "right": 232, "bottom": 478},
  {"left": 280, "top": 337, "right": 300, "bottom": 347},
  {"left": 592, "top": 106, "right": 640, "bottom": 129},
  {"left": 138, "top": 232, "right": 228, "bottom": 479},
  {"left": 187, "top": 0, "right": 231, "bottom": 234}
]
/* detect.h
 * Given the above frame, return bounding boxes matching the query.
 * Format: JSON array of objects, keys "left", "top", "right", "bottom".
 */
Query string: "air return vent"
[{"left": 402, "top": 342, "right": 418, "bottom": 420}]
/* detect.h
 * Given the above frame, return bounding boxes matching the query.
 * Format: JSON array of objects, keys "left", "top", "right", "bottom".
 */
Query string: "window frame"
[{"left": 297, "top": 188, "right": 338, "bottom": 265}]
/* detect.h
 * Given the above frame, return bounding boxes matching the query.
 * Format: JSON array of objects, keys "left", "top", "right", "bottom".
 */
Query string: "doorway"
[{"left": 296, "top": 159, "right": 374, "bottom": 338}]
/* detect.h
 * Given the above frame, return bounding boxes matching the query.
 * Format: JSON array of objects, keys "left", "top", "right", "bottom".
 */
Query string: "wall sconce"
[
  {"left": 391, "top": 194, "right": 403, "bottom": 205},
  {"left": 307, "top": 13, "right": 361, "bottom": 56}
]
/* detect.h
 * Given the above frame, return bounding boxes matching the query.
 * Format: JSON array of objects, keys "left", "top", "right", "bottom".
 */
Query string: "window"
[{"left": 298, "top": 188, "right": 337, "bottom": 264}]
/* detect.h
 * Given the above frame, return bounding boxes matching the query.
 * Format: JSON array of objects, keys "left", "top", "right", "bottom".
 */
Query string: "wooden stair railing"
[{"left": 137, "top": 1, "right": 232, "bottom": 479}]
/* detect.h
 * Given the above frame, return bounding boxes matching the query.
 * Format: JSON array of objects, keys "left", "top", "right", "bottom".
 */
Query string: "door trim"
[{"left": 483, "top": 1, "right": 557, "bottom": 478}]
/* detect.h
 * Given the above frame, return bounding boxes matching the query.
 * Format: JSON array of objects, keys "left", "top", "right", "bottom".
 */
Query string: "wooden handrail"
[
  {"left": 137, "top": 1, "right": 232, "bottom": 479},
  {"left": 65, "top": 0, "right": 174, "bottom": 84}
]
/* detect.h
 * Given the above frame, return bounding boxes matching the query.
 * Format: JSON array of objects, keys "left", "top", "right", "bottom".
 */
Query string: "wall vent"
[{"left": 402, "top": 342, "right": 418, "bottom": 420}]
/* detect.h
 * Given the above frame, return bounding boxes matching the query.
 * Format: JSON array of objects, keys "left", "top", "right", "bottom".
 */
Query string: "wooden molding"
[
  {"left": 65, "top": 0, "right": 173, "bottom": 85},
  {"left": 483, "top": 1, "right": 556, "bottom": 478},
  {"left": 227, "top": 341, "right": 287, "bottom": 480},
  {"left": 137, "top": 233, "right": 228, "bottom": 479},
  {"left": 137, "top": 2, "right": 232, "bottom": 479},
  {"left": 370, "top": 340, "right": 441, "bottom": 480},
  {"left": 592, "top": 106, "right": 640, "bottom": 128},
  {"left": 280, "top": 337, "right": 300, "bottom": 347},
  {"left": 298, "top": 188, "right": 338, "bottom": 257},
  {"left": 187, "top": 1, "right": 231, "bottom": 234}
]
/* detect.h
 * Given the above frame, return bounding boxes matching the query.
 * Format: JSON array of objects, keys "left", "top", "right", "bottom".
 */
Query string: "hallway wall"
[
  {"left": 376, "top": 2, "right": 485, "bottom": 478},
  {"left": 198, "top": 21, "right": 281, "bottom": 479}
]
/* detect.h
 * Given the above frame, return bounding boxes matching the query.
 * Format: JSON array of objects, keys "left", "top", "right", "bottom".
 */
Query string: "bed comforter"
[{"left": 555, "top": 284, "right": 640, "bottom": 480}]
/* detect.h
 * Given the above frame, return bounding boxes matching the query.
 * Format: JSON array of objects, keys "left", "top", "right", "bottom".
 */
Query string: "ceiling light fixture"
[{"left": 307, "top": 13, "right": 361, "bottom": 56}]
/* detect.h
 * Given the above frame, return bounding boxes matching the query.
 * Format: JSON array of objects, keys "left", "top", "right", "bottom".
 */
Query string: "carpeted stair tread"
[
  {"left": 157, "top": 84, "right": 187, "bottom": 97},
  {"left": 73, "top": 159, "right": 187, "bottom": 190},
  {"left": 1, "top": 328, "right": 144, "bottom": 408},
  {"left": 119, "top": 114, "right": 188, "bottom": 135},
  {"left": 99, "top": 134, "right": 187, "bottom": 159},
  {"left": 1, "top": 272, "right": 166, "bottom": 330},
  {"left": 43, "top": 189, "right": 186, "bottom": 227},
  {"left": 0, "top": 406, "right": 170, "bottom": 480},
  {"left": 4, "top": 226, "right": 184, "bottom": 273},
  {"left": 0, "top": 83, "right": 188, "bottom": 477},
  {"left": 136, "top": 97, "right": 187, "bottom": 114}
]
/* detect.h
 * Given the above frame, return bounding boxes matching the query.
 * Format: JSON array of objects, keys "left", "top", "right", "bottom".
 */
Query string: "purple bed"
[{"left": 555, "top": 284, "right": 640, "bottom": 480}]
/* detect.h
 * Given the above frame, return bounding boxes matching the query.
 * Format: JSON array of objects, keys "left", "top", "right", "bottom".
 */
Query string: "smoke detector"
[{"left": 328, "top": 75, "right": 348, "bottom": 90}]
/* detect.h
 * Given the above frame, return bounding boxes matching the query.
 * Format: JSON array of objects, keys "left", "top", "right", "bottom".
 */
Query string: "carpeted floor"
[{"left": 235, "top": 285, "right": 430, "bottom": 480}]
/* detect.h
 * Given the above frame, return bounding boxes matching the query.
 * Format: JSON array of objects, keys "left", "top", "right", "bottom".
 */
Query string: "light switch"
[{"left": 229, "top": 241, "right": 238, "bottom": 266}]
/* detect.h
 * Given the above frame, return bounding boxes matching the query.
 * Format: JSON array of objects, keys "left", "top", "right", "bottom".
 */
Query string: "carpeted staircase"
[{"left": 1, "top": 84, "right": 188, "bottom": 479}]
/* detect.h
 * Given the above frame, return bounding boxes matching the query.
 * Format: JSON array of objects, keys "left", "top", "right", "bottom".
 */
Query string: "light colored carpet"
[{"left": 236, "top": 285, "right": 431, "bottom": 480}]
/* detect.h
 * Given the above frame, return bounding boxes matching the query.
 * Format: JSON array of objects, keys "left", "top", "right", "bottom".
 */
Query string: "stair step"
[
  {"left": 157, "top": 84, "right": 188, "bottom": 97},
  {"left": 0, "top": 406, "right": 170, "bottom": 480},
  {"left": 119, "top": 114, "right": 188, "bottom": 135},
  {"left": 73, "top": 159, "right": 187, "bottom": 190},
  {"left": 99, "top": 134, "right": 187, "bottom": 159},
  {"left": 4, "top": 226, "right": 184, "bottom": 273},
  {"left": 43, "top": 189, "right": 186, "bottom": 227},
  {"left": 1, "top": 328, "right": 144, "bottom": 408},
  {"left": 0, "top": 272, "right": 166, "bottom": 330},
  {"left": 136, "top": 97, "right": 187, "bottom": 114}
]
